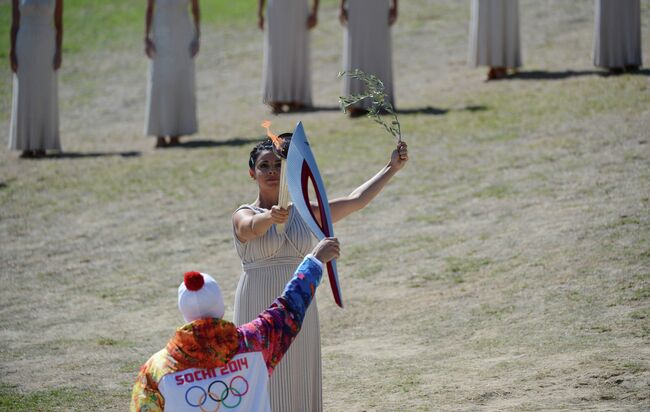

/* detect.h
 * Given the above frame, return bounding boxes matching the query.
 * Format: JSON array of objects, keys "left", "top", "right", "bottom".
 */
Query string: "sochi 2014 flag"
[{"left": 285, "top": 122, "right": 343, "bottom": 308}]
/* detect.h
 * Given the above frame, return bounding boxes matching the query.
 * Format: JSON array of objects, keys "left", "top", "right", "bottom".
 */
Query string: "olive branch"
[{"left": 338, "top": 69, "right": 402, "bottom": 142}]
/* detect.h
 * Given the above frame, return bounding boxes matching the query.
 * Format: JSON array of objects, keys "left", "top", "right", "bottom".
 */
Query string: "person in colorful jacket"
[{"left": 130, "top": 237, "right": 340, "bottom": 411}]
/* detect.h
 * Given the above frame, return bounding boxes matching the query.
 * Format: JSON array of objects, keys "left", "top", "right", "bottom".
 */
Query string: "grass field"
[{"left": 1, "top": 0, "right": 649, "bottom": 410}]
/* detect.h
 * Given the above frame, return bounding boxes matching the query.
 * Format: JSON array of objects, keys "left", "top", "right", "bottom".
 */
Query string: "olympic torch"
[{"left": 262, "top": 121, "right": 290, "bottom": 233}]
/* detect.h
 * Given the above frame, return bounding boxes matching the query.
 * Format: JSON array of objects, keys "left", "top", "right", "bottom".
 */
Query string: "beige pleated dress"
[
  {"left": 262, "top": 0, "right": 313, "bottom": 106},
  {"left": 343, "top": 0, "right": 395, "bottom": 109},
  {"left": 233, "top": 205, "right": 321, "bottom": 412},
  {"left": 593, "top": 0, "right": 642, "bottom": 68},
  {"left": 468, "top": 0, "right": 522, "bottom": 68},
  {"left": 145, "top": 0, "right": 197, "bottom": 137},
  {"left": 9, "top": 0, "right": 60, "bottom": 152}
]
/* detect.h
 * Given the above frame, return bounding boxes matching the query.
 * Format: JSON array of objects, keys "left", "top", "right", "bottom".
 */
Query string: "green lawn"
[{"left": 0, "top": 1, "right": 260, "bottom": 57}]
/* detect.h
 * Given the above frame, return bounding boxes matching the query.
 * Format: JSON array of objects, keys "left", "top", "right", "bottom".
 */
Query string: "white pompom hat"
[{"left": 178, "top": 271, "right": 225, "bottom": 323}]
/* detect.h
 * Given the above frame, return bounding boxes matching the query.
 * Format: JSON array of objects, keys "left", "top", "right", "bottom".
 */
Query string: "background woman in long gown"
[
  {"left": 593, "top": 0, "right": 642, "bottom": 74},
  {"left": 258, "top": 0, "right": 319, "bottom": 114},
  {"left": 468, "top": 0, "right": 521, "bottom": 81},
  {"left": 232, "top": 137, "right": 408, "bottom": 412},
  {"left": 144, "top": 0, "right": 200, "bottom": 148},
  {"left": 9, "top": 0, "right": 63, "bottom": 158},
  {"left": 340, "top": 0, "right": 398, "bottom": 117}
]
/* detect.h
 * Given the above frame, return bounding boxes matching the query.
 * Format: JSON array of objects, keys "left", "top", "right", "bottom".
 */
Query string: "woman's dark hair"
[{"left": 248, "top": 133, "right": 293, "bottom": 169}]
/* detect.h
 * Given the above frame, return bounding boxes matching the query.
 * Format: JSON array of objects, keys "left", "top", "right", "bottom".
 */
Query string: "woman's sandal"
[
  {"left": 155, "top": 137, "right": 168, "bottom": 148},
  {"left": 19, "top": 150, "right": 34, "bottom": 159}
]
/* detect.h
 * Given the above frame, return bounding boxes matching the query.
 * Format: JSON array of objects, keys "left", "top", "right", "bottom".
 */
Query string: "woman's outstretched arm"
[
  {"left": 314, "top": 142, "right": 408, "bottom": 224},
  {"left": 233, "top": 206, "right": 289, "bottom": 243}
]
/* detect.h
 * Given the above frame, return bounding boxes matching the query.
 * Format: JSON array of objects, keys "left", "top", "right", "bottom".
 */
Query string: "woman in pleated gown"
[
  {"left": 468, "top": 0, "right": 521, "bottom": 80},
  {"left": 233, "top": 135, "right": 408, "bottom": 412},
  {"left": 258, "top": 0, "right": 319, "bottom": 114},
  {"left": 9, "top": 0, "right": 63, "bottom": 158},
  {"left": 340, "top": 0, "right": 398, "bottom": 117},
  {"left": 144, "top": 0, "right": 200, "bottom": 148},
  {"left": 593, "top": 0, "right": 642, "bottom": 73}
]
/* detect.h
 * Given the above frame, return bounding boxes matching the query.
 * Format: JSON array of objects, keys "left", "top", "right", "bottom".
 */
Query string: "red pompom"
[{"left": 184, "top": 271, "right": 204, "bottom": 291}]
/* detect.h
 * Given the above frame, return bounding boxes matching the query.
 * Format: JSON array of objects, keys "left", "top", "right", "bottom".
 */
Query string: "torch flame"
[{"left": 261, "top": 120, "right": 284, "bottom": 151}]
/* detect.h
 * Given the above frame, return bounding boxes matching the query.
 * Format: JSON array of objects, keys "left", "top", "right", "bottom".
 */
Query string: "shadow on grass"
[
  {"left": 344, "top": 105, "right": 489, "bottom": 118},
  {"left": 29, "top": 151, "right": 142, "bottom": 160},
  {"left": 300, "top": 106, "right": 341, "bottom": 112},
  {"left": 344, "top": 105, "right": 488, "bottom": 118},
  {"left": 397, "top": 106, "right": 450, "bottom": 115},
  {"left": 393, "top": 105, "right": 487, "bottom": 116},
  {"left": 265, "top": 105, "right": 342, "bottom": 115},
  {"left": 507, "top": 68, "right": 650, "bottom": 80},
  {"left": 173, "top": 136, "right": 263, "bottom": 149},
  {"left": 295, "top": 105, "right": 342, "bottom": 113}
]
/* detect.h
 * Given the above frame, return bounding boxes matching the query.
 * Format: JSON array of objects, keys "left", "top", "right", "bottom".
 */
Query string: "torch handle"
[{"left": 276, "top": 159, "right": 290, "bottom": 233}]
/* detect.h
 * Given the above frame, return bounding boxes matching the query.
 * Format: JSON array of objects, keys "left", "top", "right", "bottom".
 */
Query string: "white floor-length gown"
[
  {"left": 468, "top": 0, "right": 522, "bottom": 68},
  {"left": 262, "top": 0, "right": 313, "bottom": 106},
  {"left": 593, "top": 0, "right": 642, "bottom": 68},
  {"left": 233, "top": 205, "right": 322, "bottom": 412},
  {"left": 9, "top": 0, "right": 60, "bottom": 151},
  {"left": 145, "top": 0, "right": 197, "bottom": 137},
  {"left": 343, "top": 0, "right": 395, "bottom": 109}
]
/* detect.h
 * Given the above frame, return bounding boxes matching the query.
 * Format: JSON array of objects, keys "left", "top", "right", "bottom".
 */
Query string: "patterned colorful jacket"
[{"left": 130, "top": 256, "right": 323, "bottom": 412}]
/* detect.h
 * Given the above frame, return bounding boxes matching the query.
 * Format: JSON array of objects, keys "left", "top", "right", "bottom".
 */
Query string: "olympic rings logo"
[{"left": 184, "top": 376, "right": 249, "bottom": 411}]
